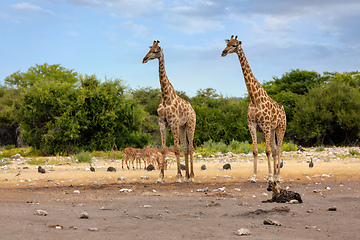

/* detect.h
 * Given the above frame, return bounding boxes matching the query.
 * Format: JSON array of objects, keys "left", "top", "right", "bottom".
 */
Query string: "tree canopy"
[{"left": 1, "top": 64, "right": 359, "bottom": 154}]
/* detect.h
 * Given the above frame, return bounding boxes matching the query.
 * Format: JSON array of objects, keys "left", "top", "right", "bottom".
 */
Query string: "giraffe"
[
  {"left": 221, "top": 35, "right": 286, "bottom": 183},
  {"left": 142, "top": 40, "right": 196, "bottom": 183}
]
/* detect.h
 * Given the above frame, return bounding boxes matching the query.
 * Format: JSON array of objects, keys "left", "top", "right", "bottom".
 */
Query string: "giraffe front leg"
[
  {"left": 265, "top": 128, "right": 274, "bottom": 182},
  {"left": 179, "top": 126, "right": 190, "bottom": 181},
  {"left": 157, "top": 118, "right": 167, "bottom": 183},
  {"left": 171, "top": 126, "right": 182, "bottom": 183},
  {"left": 275, "top": 125, "right": 286, "bottom": 183},
  {"left": 186, "top": 122, "right": 195, "bottom": 182},
  {"left": 248, "top": 122, "right": 258, "bottom": 183}
]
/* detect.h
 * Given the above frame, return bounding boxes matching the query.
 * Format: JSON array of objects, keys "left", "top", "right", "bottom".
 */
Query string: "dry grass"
[{"left": 1, "top": 156, "right": 359, "bottom": 189}]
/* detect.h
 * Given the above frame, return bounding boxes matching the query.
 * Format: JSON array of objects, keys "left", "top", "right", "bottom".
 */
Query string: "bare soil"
[{"left": 0, "top": 159, "right": 359, "bottom": 240}]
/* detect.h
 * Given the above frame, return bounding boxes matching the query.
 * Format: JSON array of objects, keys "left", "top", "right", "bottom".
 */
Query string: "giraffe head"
[
  {"left": 142, "top": 40, "right": 162, "bottom": 63},
  {"left": 221, "top": 35, "right": 242, "bottom": 57}
]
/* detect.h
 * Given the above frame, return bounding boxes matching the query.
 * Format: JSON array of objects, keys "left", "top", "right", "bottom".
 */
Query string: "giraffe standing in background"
[
  {"left": 221, "top": 35, "right": 286, "bottom": 183},
  {"left": 142, "top": 40, "right": 196, "bottom": 183}
]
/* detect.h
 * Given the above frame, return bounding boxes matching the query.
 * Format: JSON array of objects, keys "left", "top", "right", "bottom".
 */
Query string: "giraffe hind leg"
[{"left": 179, "top": 125, "right": 190, "bottom": 181}]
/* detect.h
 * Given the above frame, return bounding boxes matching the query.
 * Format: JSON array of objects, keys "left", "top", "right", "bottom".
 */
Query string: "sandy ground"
[{"left": 0, "top": 155, "right": 359, "bottom": 240}]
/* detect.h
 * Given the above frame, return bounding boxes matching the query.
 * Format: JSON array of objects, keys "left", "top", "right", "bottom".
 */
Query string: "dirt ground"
[{"left": 0, "top": 157, "right": 359, "bottom": 240}]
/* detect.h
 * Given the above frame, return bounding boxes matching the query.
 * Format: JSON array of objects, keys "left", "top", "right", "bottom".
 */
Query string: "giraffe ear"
[
  {"left": 239, "top": 41, "right": 242, "bottom": 45},
  {"left": 225, "top": 39, "right": 229, "bottom": 43},
  {"left": 149, "top": 46, "right": 152, "bottom": 49}
]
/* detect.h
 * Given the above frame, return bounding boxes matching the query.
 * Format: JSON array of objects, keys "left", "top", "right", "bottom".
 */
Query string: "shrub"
[
  {"left": 238, "top": 141, "right": 252, "bottom": 154},
  {"left": 315, "top": 146, "right": 325, "bottom": 152},
  {"left": 27, "top": 158, "right": 45, "bottom": 165},
  {"left": 282, "top": 142, "right": 298, "bottom": 152},
  {"left": 349, "top": 149, "right": 360, "bottom": 155},
  {"left": 76, "top": 151, "right": 92, "bottom": 163}
]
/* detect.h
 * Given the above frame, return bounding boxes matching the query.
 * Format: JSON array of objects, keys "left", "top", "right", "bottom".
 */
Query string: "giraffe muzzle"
[
  {"left": 221, "top": 50, "right": 228, "bottom": 57},
  {"left": 142, "top": 57, "right": 148, "bottom": 63}
]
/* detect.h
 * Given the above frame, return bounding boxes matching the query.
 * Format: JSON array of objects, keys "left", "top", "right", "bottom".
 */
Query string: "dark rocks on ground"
[
  {"left": 38, "top": 166, "right": 46, "bottom": 173},
  {"left": 180, "top": 164, "right": 186, "bottom": 170},
  {"left": 223, "top": 163, "right": 231, "bottom": 170},
  {"left": 107, "top": 167, "right": 116, "bottom": 172},
  {"left": 201, "top": 164, "right": 206, "bottom": 170},
  {"left": 146, "top": 164, "right": 155, "bottom": 171}
]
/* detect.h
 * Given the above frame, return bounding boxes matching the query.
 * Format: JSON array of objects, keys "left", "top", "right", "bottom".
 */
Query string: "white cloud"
[
  {"left": 68, "top": 0, "right": 163, "bottom": 17},
  {"left": 164, "top": 0, "right": 225, "bottom": 34},
  {"left": 11, "top": 2, "right": 53, "bottom": 15},
  {"left": 122, "top": 21, "right": 149, "bottom": 37}
]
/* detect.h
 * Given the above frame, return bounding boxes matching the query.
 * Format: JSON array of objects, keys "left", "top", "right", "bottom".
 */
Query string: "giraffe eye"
[{"left": 232, "top": 44, "right": 237, "bottom": 47}]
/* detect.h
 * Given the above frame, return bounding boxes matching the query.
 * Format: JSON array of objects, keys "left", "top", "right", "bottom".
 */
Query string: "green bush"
[
  {"left": 76, "top": 151, "right": 92, "bottom": 163},
  {"left": 282, "top": 142, "right": 298, "bottom": 152},
  {"left": 315, "top": 146, "right": 325, "bottom": 152},
  {"left": 238, "top": 141, "right": 252, "bottom": 154},
  {"left": 349, "top": 149, "right": 360, "bottom": 155},
  {"left": 26, "top": 158, "right": 45, "bottom": 165}
]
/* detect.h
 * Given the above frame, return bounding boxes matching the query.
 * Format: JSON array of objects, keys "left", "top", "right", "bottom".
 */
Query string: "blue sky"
[{"left": 1, "top": 0, "right": 359, "bottom": 97}]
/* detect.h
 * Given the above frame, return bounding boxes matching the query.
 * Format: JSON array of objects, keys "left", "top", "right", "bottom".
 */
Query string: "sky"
[{"left": 1, "top": 0, "right": 359, "bottom": 98}]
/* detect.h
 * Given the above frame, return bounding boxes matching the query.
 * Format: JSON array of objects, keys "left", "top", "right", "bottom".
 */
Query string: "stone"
[
  {"left": 235, "top": 228, "right": 251, "bottom": 236},
  {"left": 328, "top": 206, "right": 337, "bottom": 211},
  {"left": 119, "top": 188, "right": 133, "bottom": 193},
  {"left": 263, "top": 218, "right": 282, "bottom": 226},
  {"left": 197, "top": 187, "right": 209, "bottom": 192},
  {"left": 88, "top": 227, "right": 98, "bottom": 231},
  {"left": 37, "top": 210, "right": 48, "bottom": 216},
  {"left": 80, "top": 211, "right": 89, "bottom": 219}
]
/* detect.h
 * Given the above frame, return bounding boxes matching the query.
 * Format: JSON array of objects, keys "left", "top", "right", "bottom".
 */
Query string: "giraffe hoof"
[
  {"left": 250, "top": 180, "right": 256, "bottom": 183},
  {"left": 156, "top": 179, "right": 164, "bottom": 184}
]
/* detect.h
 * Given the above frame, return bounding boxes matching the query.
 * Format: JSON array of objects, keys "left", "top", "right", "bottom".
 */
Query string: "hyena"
[{"left": 262, "top": 181, "right": 303, "bottom": 203}]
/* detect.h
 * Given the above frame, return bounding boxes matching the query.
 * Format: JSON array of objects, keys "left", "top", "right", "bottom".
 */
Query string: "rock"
[
  {"left": 1, "top": 165, "right": 10, "bottom": 170},
  {"left": 107, "top": 167, "right": 116, "bottom": 172},
  {"left": 197, "top": 187, "right": 209, "bottom": 192},
  {"left": 37, "top": 210, "right": 48, "bottom": 216},
  {"left": 205, "top": 201, "right": 221, "bottom": 207},
  {"left": 143, "top": 205, "right": 151, "bottom": 208},
  {"left": 38, "top": 166, "right": 46, "bottom": 173},
  {"left": 11, "top": 153, "right": 23, "bottom": 161},
  {"left": 88, "top": 227, "right": 98, "bottom": 231},
  {"left": 119, "top": 188, "right": 133, "bottom": 193},
  {"left": 141, "top": 176, "right": 150, "bottom": 180},
  {"left": 180, "top": 164, "right": 186, "bottom": 170},
  {"left": 80, "top": 211, "right": 89, "bottom": 219},
  {"left": 28, "top": 183, "right": 36, "bottom": 187},
  {"left": 235, "top": 228, "right": 251, "bottom": 236},
  {"left": 146, "top": 164, "right": 155, "bottom": 171},
  {"left": 313, "top": 189, "right": 322, "bottom": 193},
  {"left": 74, "top": 190, "right": 80, "bottom": 194},
  {"left": 328, "top": 206, "right": 337, "bottom": 211},
  {"left": 223, "top": 163, "right": 231, "bottom": 170},
  {"left": 306, "top": 176, "right": 312, "bottom": 180},
  {"left": 263, "top": 218, "right": 282, "bottom": 226},
  {"left": 117, "top": 177, "right": 129, "bottom": 181},
  {"left": 201, "top": 164, "right": 206, "bottom": 170},
  {"left": 287, "top": 199, "right": 300, "bottom": 204}
]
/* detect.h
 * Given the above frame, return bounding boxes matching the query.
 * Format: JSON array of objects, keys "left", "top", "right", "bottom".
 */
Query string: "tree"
[
  {"left": 290, "top": 75, "right": 360, "bottom": 145},
  {"left": 191, "top": 88, "right": 249, "bottom": 145}
]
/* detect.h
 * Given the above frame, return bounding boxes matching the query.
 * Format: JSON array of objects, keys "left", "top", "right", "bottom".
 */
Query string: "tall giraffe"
[
  {"left": 221, "top": 35, "right": 286, "bottom": 183},
  {"left": 142, "top": 40, "right": 196, "bottom": 183}
]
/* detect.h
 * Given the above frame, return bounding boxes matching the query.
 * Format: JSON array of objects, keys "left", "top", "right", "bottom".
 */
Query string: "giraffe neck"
[
  {"left": 236, "top": 46, "right": 266, "bottom": 100},
  {"left": 158, "top": 52, "right": 177, "bottom": 104}
]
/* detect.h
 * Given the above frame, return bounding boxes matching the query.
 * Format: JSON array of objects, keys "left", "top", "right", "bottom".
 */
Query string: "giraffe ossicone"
[
  {"left": 142, "top": 41, "right": 196, "bottom": 183},
  {"left": 222, "top": 36, "right": 287, "bottom": 183}
]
